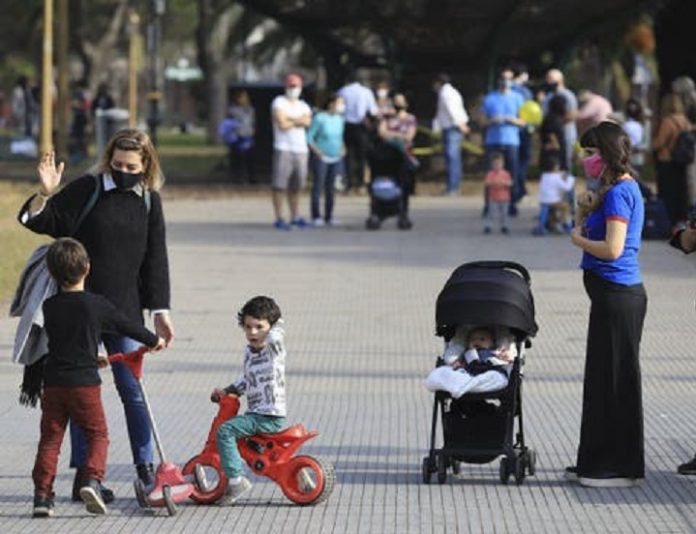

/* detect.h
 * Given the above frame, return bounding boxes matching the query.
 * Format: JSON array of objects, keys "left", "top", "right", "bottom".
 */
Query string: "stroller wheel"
[
  {"left": 451, "top": 459, "right": 461, "bottom": 475},
  {"left": 366, "top": 215, "right": 381, "bottom": 230},
  {"left": 514, "top": 455, "right": 526, "bottom": 485},
  {"left": 397, "top": 216, "right": 413, "bottom": 230},
  {"left": 526, "top": 449, "right": 537, "bottom": 477},
  {"left": 421, "top": 457, "right": 432, "bottom": 484},
  {"left": 437, "top": 456, "right": 447, "bottom": 484},
  {"left": 499, "top": 457, "right": 511, "bottom": 485}
]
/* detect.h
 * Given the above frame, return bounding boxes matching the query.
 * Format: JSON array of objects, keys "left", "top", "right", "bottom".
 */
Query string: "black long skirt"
[{"left": 576, "top": 270, "right": 647, "bottom": 479}]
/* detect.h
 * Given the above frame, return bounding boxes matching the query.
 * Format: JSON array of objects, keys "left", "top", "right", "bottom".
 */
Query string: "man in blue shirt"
[{"left": 481, "top": 70, "right": 525, "bottom": 214}]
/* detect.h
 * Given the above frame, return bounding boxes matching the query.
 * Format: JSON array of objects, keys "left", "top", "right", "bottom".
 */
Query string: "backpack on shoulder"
[{"left": 671, "top": 124, "right": 696, "bottom": 166}]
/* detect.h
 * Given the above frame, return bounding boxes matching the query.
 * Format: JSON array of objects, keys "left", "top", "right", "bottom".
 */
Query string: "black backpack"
[{"left": 670, "top": 120, "right": 696, "bottom": 165}]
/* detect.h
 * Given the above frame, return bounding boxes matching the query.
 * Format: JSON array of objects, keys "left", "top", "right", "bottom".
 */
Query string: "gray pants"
[{"left": 484, "top": 201, "right": 509, "bottom": 230}]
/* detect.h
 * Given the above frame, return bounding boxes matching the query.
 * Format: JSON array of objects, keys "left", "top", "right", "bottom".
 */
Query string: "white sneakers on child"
[{"left": 219, "top": 476, "right": 252, "bottom": 505}]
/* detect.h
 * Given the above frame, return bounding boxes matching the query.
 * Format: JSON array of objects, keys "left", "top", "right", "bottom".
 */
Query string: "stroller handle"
[
  {"left": 455, "top": 261, "right": 531, "bottom": 284},
  {"left": 107, "top": 346, "right": 149, "bottom": 379}
]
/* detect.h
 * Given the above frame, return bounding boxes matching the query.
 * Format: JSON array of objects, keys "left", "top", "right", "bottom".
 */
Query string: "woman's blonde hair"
[{"left": 98, "top": 128, "right": 164, "bottom": 190}]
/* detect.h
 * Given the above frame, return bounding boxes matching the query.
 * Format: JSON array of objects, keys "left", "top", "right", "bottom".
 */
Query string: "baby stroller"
[
  {"left": 422, "top": 261, "right": 538, "bottom": 485},
  {"left": 365, "top": 138, "right": 414, "bottom": 230}
]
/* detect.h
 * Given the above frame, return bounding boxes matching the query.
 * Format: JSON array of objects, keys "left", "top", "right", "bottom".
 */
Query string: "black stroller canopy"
[{"left": 435, "top": 261, "right": 538, "bottom": 339}]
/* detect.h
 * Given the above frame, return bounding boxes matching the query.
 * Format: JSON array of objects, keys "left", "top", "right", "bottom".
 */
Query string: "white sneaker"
[
  {"left": 578, "top": 476, "right": 642, "bottom": 488},
  {"left": 312, "top": 218, "right": 325, "bottom": 227},
  {"left": 326, "top": 218, "right": 341, "bottom": 227},
  {"left": 218, "top": 476, "right": 252, "bottom": 505}
]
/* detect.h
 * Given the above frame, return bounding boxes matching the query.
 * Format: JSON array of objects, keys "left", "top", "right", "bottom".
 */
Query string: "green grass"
[{"left": 0, "top": 182, "right": 50, "bottom": 303}]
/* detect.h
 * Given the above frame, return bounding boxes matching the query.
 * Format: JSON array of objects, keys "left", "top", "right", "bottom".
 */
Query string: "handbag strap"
[{"left": 72, "top": 174, "right": 102, "bottom": 235}]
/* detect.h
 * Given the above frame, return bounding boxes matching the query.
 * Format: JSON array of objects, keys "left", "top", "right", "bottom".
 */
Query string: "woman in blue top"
[
  {"left": 307, "top": 93, "right": 346, "bottom": 226},
  {"left": 568, "top": 121, "right": 647, "bottom": 488}
]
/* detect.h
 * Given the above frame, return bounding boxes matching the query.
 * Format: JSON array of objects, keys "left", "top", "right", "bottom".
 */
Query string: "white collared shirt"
[{"left": 434, "top": 83, "right": 469, "bottom": 131}]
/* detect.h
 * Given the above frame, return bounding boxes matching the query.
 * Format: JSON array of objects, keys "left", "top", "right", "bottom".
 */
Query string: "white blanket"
[{"left": 424, "top": 366, "right": 508, "bottom": 399}]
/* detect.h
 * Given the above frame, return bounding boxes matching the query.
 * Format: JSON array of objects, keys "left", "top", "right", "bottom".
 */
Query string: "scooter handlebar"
[{"left": 107, "top": 346, "right": 149, "bottom": 379}]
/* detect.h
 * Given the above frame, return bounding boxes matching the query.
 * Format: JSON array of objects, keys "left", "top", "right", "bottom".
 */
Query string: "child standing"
[
  {"left": 484, "top": 152, "right": 513, "bottom": 234},
  {"left": 534, "top": 154, "right": 575, "bottom": 235},
  {"left": 32, "top": 238, "right": 163, "bottom": 517},
  {"left": 211, "top": 296, "right": 287, "bottom": 505}
]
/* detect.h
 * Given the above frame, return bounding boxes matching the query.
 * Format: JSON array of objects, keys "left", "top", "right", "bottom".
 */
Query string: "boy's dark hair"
[
  {"left": 490, "top": 151, "right": 504, "bottom": 161},
  {"left": 46, "top": 237, "right": 90, "bottom": 287},
  {"left": 237, "top": 296, "right": 281, "bottom": 326},
  {"left": 542, "top": 153, "right": 560, "bottom": 172}
]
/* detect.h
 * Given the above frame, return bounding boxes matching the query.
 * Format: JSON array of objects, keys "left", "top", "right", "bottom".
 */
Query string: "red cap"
[{"left": 285, "top": 73, "right": 302, "bottom": 87}]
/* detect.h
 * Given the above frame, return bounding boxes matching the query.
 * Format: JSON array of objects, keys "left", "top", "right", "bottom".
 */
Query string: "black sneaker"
[
  {"left": 72, "top": 469, "right": 114, "bottom": 503},
  {"left": 79, "top": 479, "right": 107, "bottom": 515},
  {"left": 32, "top": 495, "right": 55, "bottom": 518},
  {"left": 136, "top": 463, "right": 155, "bottom": 487},
  {"left": 678, "top": 456, "right": 696, "bottom": 475}
]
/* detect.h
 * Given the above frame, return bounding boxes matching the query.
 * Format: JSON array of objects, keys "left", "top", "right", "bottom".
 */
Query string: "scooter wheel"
[
  {"left": 281, "top": 455, "right": 335, "bottom": 506},
  {"left": 134, "top": 478, "right": 148, "bottom": 508},
  {"left": 182, "top": 457, "right": 227, "bottom": 504},
  {"left": 163, "top": 485, "right": 177, "bottom": 516}
]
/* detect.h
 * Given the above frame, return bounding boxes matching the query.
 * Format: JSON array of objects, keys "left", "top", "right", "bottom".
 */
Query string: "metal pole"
[
  {"left": 146, "top": 0, "right": 165, "bottom": 145},
  {"left": 40, "top": 0, "right": 54, "bottom": 154},
  {"left": 128, "top": 11, "right": 141, "bottom": 128},
  {"left": 56, "top": 0, "right": 68, "bottom": 158},
  {"left": 137, "top": 378, "right": 167, "bottom": 463}
]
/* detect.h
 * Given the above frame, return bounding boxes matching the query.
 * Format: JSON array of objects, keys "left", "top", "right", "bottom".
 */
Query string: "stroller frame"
[{"left": 422, "top": 260, "right": 538, "bottom": 485}]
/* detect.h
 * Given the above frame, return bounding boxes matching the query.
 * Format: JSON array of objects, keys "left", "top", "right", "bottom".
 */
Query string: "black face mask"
[
  {"left": 546, "top": 82, "right": 559, "bottom": 93},
  {"left": 111, "top": 169, "right": 143, "bottom": 190}
]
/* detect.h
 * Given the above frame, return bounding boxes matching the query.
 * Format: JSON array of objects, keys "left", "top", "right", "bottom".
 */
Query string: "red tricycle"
[
  {"left": 108, "top": 348, "right": 206, "bottom": 516},
  {"left": 181, "top": 394, "right": 335, "bottom": 506}
]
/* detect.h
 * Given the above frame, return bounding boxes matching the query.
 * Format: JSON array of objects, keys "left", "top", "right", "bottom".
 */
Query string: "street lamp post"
[
  {"left": 40, "top": 0, "right": 54, "bottom": 155},
  {"left": 146, "top": 0, "right": 165, "bottom": 145}
]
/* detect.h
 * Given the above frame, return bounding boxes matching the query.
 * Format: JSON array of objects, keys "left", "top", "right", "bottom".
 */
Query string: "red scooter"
[
  {"left": 182, "top": 394, "right": 335, "bottom": 506},
  {"left": 108, "top": 348, "right": 206, "bottom": 516}
]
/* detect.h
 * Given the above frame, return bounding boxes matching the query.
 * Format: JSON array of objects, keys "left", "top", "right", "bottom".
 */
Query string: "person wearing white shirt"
[
  {"left": 270, "top": 73, "right": 312, "bottom": 230},
  {"left": 432, "top": 73, "right": 470, "bottom": 195},
  {"left": 338, "top": 78, "right": 378, "bottom": 192},
  {"left": 534, "top": 154, "right": 575, "bottom": 235}
]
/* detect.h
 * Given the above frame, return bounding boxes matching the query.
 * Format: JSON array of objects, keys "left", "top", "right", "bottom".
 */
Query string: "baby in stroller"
[{"left": 425, "top": 325, "right": 517, "bottom": 399}]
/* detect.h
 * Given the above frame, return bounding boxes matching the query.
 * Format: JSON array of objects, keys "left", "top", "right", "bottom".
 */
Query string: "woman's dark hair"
[
  {"left": 46, "top": 237, "right": 90, "bottom": 287},
  {"left": 625, "top": 98, "right": 643, "bottom": 121},
  {"left": 237, "top": 296, "right": 281, "bottom": 326},
  {"left": 322, "top": 92, "right": 340, "bottom": 110},
  {"left": 579, "top": 121, "right": 635, "bottom": 183}
]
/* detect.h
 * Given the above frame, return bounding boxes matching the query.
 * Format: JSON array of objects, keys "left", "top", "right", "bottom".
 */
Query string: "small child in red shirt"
[{"left": 483, "top": 152, "right": 513, "bottom": 234}]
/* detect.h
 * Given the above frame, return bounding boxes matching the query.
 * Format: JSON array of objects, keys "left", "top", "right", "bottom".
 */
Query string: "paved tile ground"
[{"left": 2, "top": 192, "right": 696, "bottom": 533}]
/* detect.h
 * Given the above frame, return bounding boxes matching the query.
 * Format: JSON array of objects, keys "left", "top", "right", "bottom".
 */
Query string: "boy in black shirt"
[{"left": 32, "top": 238, "right": 164, "bottom": 517}]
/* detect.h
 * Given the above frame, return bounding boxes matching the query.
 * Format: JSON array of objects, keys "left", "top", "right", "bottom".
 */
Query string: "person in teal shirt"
[{"left": 307, "top": 94, "right": 346, "bottom": 226}]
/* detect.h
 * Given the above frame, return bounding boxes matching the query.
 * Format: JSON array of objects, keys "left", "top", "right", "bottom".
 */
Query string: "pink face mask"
[{"left": 582, "top": 152, "right": 605, "bottom": 179}]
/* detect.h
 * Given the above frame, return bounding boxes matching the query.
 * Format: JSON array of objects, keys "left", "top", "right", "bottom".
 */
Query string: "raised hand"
[{"left": 37, "top": 150, "right": 64, "bottom": 195}]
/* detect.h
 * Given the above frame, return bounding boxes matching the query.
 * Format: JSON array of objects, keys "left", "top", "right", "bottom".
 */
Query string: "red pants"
[{"left": 32, "top": 386, "right": 109, "bottom": 496}]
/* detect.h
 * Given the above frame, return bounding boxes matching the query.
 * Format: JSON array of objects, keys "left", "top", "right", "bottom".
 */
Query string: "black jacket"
[{"left": 19, "top": 174, "right": 170, "bottom": 322}]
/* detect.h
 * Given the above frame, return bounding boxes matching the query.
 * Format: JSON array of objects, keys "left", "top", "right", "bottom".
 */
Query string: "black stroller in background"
[
  {"left": 365, "top": 138, "right": 414, "bottom": 230},
  {"left": 422, "top": 261, "right": 538, "bottom": 485}
]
